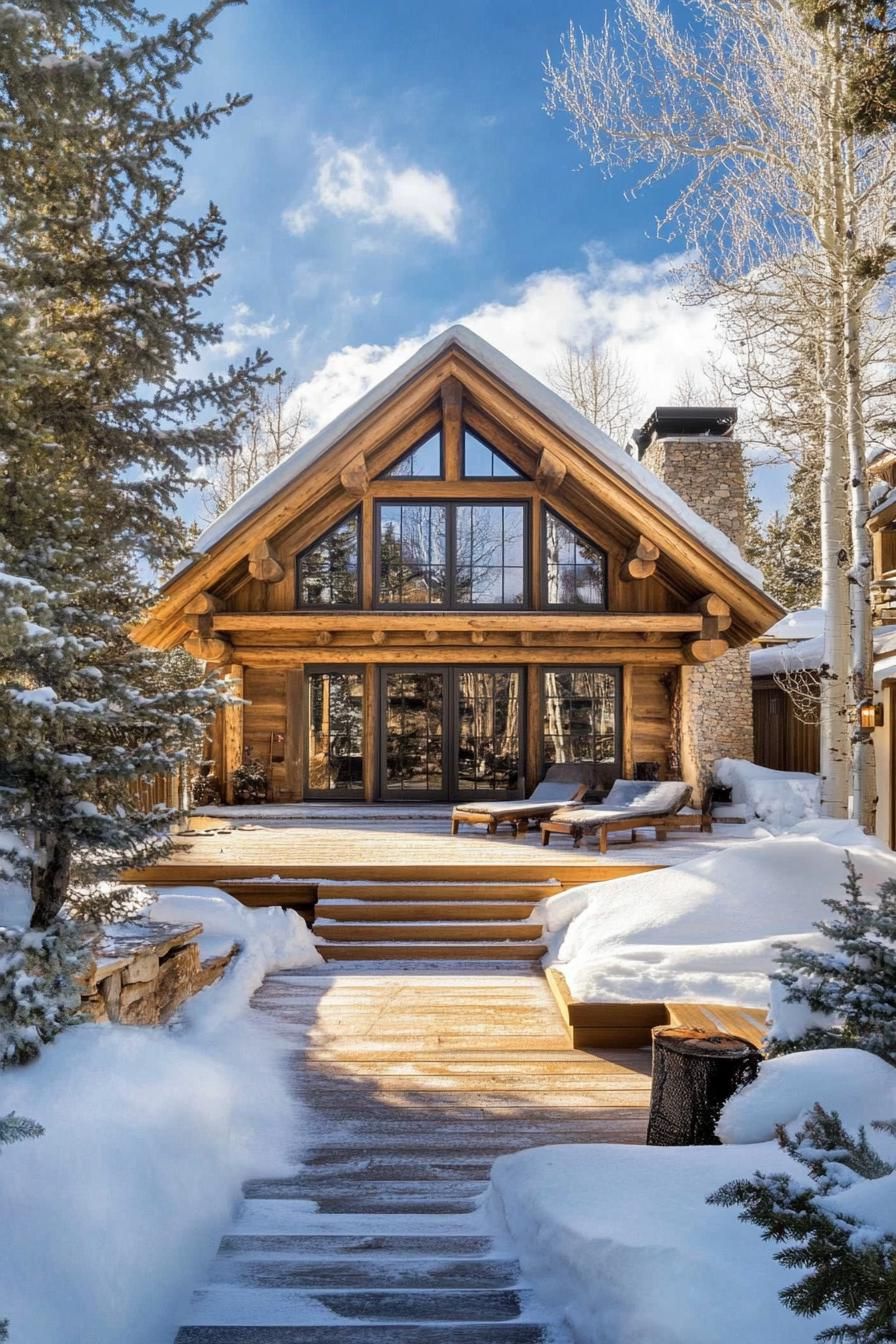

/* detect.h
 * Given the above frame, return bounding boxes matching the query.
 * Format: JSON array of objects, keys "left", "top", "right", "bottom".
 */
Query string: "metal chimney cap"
[{"left": 631, "top": 406, "right": 738, "bottom": 456}]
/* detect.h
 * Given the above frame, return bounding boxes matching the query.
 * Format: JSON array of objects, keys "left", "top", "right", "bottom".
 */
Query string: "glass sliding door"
[
  {"left": 542, "top": 668, "right": 619, "bottom": 771},
  {"left": 382, "top": 670, "right": 446, "bottom": 799},
  {"left": 305, "top": 669, "right": 364, "bottom": 798},
  {"left": 456, "top": 669, "right": 522, "bottom": 797}
]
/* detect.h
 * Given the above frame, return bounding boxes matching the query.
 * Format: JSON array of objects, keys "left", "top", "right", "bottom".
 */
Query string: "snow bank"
[
  {"left": 0, "top": 886, "right": 321, "bottom": 1344},
  {"left": 491, "top": 1050, "right": 896, "bottom": 1344},
  {"left": 714, "top": 757, "right": 821, "bottom": 829},
  {"left": 542, "top": 830, "right": 896, "bottom": 1006}
]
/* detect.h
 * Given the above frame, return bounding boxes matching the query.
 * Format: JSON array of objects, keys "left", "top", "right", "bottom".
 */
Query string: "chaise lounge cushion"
[
  {"left": 550, "top": 780, "right": 691, "bottom": 826},
  {"left": 452, "top": 778, "right": 585, "bottom": 819}
]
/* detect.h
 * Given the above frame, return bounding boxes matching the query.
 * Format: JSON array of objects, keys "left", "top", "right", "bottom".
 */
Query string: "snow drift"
[
  {"left": 0, "top": 886, "right": 321, "bottom": 1344},
  {"left": 714, "top": 757, "right": 821, "bottom": 829},
  {"left": 491, "top": 1049, "right": 896, "bottom": 1344},
  {"left": 542, "top": 827, "right": 896, "bottom": 1006}
]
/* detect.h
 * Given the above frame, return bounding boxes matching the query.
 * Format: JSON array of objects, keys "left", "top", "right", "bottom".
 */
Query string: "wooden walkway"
[{"left": 174, "top": 963, "right": 652, "bottom": 1341}]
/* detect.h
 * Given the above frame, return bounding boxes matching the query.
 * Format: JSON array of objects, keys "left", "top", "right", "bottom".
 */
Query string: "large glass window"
[
  {"left": 542, "top": 669, "right": 618, "bottom": 769},
  {"left": 383, "top": 430, "right": 442, "bottom": 479},
  {"left": 455, "top": 504, "right": 526, "bottom": 606},
  {"left": 306, "top": 670, "right": 364, "bottom": 796},
  {"left": 383, "top": 670, "right": 445, "bottom": 797},
  {"left": 378, "top": 503, "right": 447, "bottom": 606},
  {"left": 457, "top": 669, "right": 521, "bottom": 795},
  {"left": 296, "top": 511, "right": 360, "bottom": 608},
  {"left": 543, "top": 509, "right": 607, "bottom": 609},
  {"left": 463, "top": 428, "right": 523, "bottom": 479}
]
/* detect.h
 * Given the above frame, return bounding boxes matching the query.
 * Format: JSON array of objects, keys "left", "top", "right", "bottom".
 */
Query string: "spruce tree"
[
  {"left": 0, "top": 2, "right": 270, "bottom": 927},
  {"left": 709, "top": 1105, "right": 896, "bottom": 1343},
  {"left": 769, "top": 856, "right": 896, "bottom": 1064}
]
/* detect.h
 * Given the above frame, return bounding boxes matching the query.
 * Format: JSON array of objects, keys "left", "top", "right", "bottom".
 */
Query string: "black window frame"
[
  {"left": 540, "top": 664, "right": 622, "bottom": 775},
  {"left": 461, "top": 425, "right": 526, "bottom": 480},
  {"left": 295, "top": 506, "right": 362, "bottom": 611},
  {"left": 303, "top": 664, "right": 366, "bottom": 800},
  {"left": 373, "top": 498, "right": 531, "bottom": 610},
  {"left": 380, "top": 427, "right": 444, "bottom": 480},
  {"left": 541, "top": 505, "right": 609, "bottom": 612}
]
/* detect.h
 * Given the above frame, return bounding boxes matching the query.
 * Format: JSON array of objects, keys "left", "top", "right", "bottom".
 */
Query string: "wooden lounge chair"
[
  {"left": 450, "top": 765, "right": 590, "bottom": 837},
  {"left": 540, "top": 779, "right": 694, "bottom": 853}
]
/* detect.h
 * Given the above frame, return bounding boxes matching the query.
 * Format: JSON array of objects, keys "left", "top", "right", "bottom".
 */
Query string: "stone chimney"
[{"left": 632, "top": 407, "right": 754, "bottom": 790}]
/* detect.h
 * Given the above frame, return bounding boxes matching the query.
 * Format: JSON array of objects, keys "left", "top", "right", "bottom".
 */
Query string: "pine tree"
[
  {"left": 709, "top": 1105, "right": 896, "bottom": 1343},
  {"left": 0, "top": 919, "right": 87, "bottom": 1067},
  {"left": 769, "top": 857, "right": 896, "bottom": 1064},
  {"left": 0, "top": 1112, "right": 43, "bottom": 1342},
  {"left": 0, "top": 2, "right": 271, "bottom": 928}
]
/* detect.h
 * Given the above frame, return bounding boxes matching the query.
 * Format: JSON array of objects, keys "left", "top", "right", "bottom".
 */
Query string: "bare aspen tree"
[
  {"left": 202, "top": 378, "right": 308, "bottom": 522},
  {"left": 548, "top": 340, "right": 641, "bottom": 442},
  {"left": 546, "top": 0, "right": 896, "bottom": 823}
]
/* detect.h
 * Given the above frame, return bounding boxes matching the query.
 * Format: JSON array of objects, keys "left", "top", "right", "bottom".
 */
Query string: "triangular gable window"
[
  {"left": 382, "top": 430, "right": 442, "bottom": 479},
  {"left": 463, "top": 428, "right": 524, "bottom": 479},
  {"left": 296, "top": 509, "right": 360, "bottom": 608},
  {"left": 543, "top": 508, "right": 607, "bottom": 609}
]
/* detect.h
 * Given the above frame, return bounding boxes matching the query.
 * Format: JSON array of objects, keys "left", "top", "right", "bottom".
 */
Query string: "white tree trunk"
[
  {"left": 818, "top": 20, "right": 851, "bottom": 819},
  {"left": 844, "top": 135, "right": 877, "bottom": 829}
]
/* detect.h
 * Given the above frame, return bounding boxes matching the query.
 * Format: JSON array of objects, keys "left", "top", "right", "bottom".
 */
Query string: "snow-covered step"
[
  {"left": 176, "top": 1325, "right": 566, "bottom": 1342},
  {"left": 216, "top": 1234, "right": 497, "bottom": 1259},
  {"left": 318, "top": 881, "right": 555, "bottom": 902},
  {"left": 208, "top": 1256, "right": 521, "bottom": 1289},
  {"left": 181, "top": 1284, "right": 539, "bottom": 1326},
  {"left": 245, "top": 1177, "right": 486, "bottom": 1202}
]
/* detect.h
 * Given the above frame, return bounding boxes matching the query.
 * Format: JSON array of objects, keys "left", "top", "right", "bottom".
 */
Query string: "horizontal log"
[
  {"left": 213, "top": 612, "right": 704, "bottom": 634},
  {"left": 535, "top": 447, "right": 566, "bottom": 493},
  {"left": 248, "top": 540, "right": 285, "bottom": 584},
  {"left": 340, "top": 452, "right": 369, "bottom": 498},
  {"left": 235, "top": 645, "right": 687, "bottom": 668},
  {"left": 683, "top": 637, "right": 729, "bottom": 665},
  {"left": 184, "top": 590, "right": 225, "bottom": 617},
  {"left": 182, "top": 633, "right": 234, "bottom": 665},
  {"left": 620, "top": 535, "right": 661, "bottom": 582}
]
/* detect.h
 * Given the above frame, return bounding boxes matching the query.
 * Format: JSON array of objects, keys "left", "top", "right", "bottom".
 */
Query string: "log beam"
[
  {"left": 691, "top": 593, "right": 732, "bottom": 633},
  {"left": 248, "top": 540, "right": 285, "bottom": 585},
  {"left": 441, "top": 376, "right": 463, "bottom": 479},
  {"left": 371, "top": 630, "right": 386, "bottom": 645},
  {"left": 424, "top": 629, "right": 439, "bottom": 644},
  {"left": 535, "top": 447, "right": 567, "bottom": 494},
  {"left": 183, "top": 633, "right": 234, "bottom": 665},
  {"left": 222, "top": 664, "right": 244, "bottom": 805},
  {"left": 620, "top": 535, "right": 661, "bottom": 581},
  {"left": 213, "top": 611, "right": 704, "bottom": 635},
  {"left": 340, "top": 452, "right": 369, "bottom": 498},
  {"left": 683, "top": 637, "right": 729, "bottom": 665}
]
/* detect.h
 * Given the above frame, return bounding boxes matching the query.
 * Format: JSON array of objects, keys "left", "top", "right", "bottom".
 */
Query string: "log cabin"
[{"left": 133, "top": 326, "right": 782, "bottom": 807}]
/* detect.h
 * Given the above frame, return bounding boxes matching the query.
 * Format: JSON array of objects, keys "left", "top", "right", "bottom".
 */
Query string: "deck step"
[
  {"left": 208, "top": 1257, "right": 521, "bottom": 1289},
  {"left": 183, "top": 1286, "right": 537, "bottom": 1325},
  {"left": 216, "top": 1235, "right": 496, "bottom": 1259},
  {"left": 318, "top": 882, "right": 556, "bottom": 902},
  {"left": 315, "top": 901, "right": 537, "bottom": 921},
  {"left": 318, "top": 943, "right": 547, "bottom": 962},
  {"left": 176, "top": 1326, "right": 564, "bottom": 1343},
  {"left": 316, "top": 922, "right": 543, "bottom": 944}
]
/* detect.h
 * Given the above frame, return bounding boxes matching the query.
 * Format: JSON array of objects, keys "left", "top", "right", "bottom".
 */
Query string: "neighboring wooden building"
[
  {"left": 867, "top": 446, "right": 896, "bottom": 848},
  {"left": 133, "top": 327, "right": 781, "bottom": 804}
]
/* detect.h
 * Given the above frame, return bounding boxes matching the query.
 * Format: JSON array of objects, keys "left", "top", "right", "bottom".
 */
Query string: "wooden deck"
[
  {"left": 174, "top": 962, "right": 649, "bottom": 1340},
  {"left": 130, "top": 805, "right": 752, "bottom": 889}
]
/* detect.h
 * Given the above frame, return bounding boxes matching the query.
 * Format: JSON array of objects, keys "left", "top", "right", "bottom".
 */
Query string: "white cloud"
[
  {"left": 285, "top": 252, "right": 720, "bottom": 443},
  {"left": 282, "top": 140, "right": 460, "bottom": 244}
]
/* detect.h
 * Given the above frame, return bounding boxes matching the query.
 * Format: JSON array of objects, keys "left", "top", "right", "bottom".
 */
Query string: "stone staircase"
[{"left": 313, "top": 880, "right": 555, "bottom": 962}]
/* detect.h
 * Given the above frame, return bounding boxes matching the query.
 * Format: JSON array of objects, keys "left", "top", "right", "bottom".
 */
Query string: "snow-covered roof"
[
  {"left": 870, "top": 481, "right": 896, "bottom": 525},
  {"left": 181, "top": 324, "right": 764, "bottom": 590},
  {"left": 757, "top": 606, "right": 825, "bottom": 645},
  {"left": 752, "top": 623, "right": 896, "bottom": 677}
]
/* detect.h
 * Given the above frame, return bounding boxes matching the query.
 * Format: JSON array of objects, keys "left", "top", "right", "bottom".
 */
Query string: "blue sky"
[{"left": 173, "top": 0, "right": 787, "bottom": 516}]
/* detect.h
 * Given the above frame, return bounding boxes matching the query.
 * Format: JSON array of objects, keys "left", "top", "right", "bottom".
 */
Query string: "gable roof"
[{"left": 182, "top": 323, "right": 763, "bottom": 591}]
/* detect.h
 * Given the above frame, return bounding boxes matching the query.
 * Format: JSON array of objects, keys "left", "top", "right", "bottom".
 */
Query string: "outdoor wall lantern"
[{"left": 859, "top": 702, "right": 885, "bottom": 731}]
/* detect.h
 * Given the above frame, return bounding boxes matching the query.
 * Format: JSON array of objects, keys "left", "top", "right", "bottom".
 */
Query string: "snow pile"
[
  {"left": 714, "top": 757, "right": 821, "bottom": 829},
  {"left": 490, "top": 1049, "right": 896, "bottom": 1344},
  {"left": 0, "top": 886, "right": 321, "bottom": 1344},
  {"left": 542, "top": 828, "right": 896, "bottom": 1006}
]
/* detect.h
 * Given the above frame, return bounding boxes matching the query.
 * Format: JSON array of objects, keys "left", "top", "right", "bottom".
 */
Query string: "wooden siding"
[
  {"left": 631, "top": 665, "right": 676, "bottom": 775},
  {"left": 752, "top": 677, "right": 820, "bottom": 775},
  {"left": 243, "top": 667, "right": 288, "bottom": 799}
]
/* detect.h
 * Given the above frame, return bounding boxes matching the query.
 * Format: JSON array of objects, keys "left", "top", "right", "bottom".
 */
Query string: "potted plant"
[
  {"left": 231, "top": 746, "right": 268, "bottom": 805},
  {"left": 191, "top": 760, "right": 222, "bottom": 807}
]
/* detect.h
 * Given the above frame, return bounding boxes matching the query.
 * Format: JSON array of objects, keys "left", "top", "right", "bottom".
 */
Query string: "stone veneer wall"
[{"left": 640, "top": 436, "right": 754, "bottom": 790}]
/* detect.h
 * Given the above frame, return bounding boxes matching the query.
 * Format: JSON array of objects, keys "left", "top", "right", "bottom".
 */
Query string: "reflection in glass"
[
  {"left": 378, "top": 504, "right": 446, "bottom": 605},
  {"left": 383, "top": 430, "right": 442, "bottom": 478},
  {"left": 463, "top": 429, "right": 522, "bottom": 478},
  {"left": 457, "top": 670, "right": 521, "bottom": 795},
  {"left": 543, "top": 669, "right": 617, "bottom": 768},
  {"left": 455, "top": 504, "right": 525, "bottom": 606},
  {"left": 544, "top": 509, "right": 606, "bottom": 608},
  {"left": 306, "top": 672, "right": 364, "bottom": 794},
  {"left": 297, "top": 512, "right": 359, "bottom": 607},
  {"left": 384, "top": 672, "right": 444, "bottom": 795}
]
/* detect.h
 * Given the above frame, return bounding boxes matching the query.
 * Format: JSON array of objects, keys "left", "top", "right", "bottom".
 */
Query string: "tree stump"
[{"left": 647, "top": 1027, "right": 762, "bottom": 1146}]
